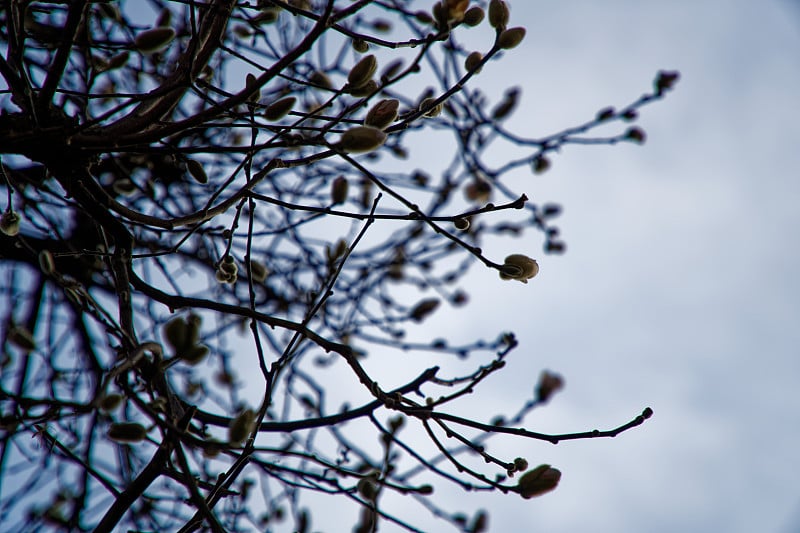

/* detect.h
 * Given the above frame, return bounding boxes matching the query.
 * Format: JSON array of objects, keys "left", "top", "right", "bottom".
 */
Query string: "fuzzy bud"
[
  {"left": 8, "top": 325, "right": 35, "bottom": 351},
  {"left": 134, "top": 27, "right": 175, "bottom": 54},
  {"left": 499, "top": 254, "right": 539, "bottom": 283},
  {"left": 517, "top": 464, "right": 561, "bottom": 499},
  {"left": 331, "top": 176, "right": 349, "bottom": 205},
  {"left": 465, "top": 51, "right": 483, "bottom": 73},
  {"left": 0, "top": 209, "right": 21, "bottom": 236},
  {"left": 108, "top": 422, "right": 147, "bottom": 443},
  {"left": 38, "top": 250, "right": 55, "bottom": 275},
  {"left": 264, "top": 96, "right": 296, "bottom": 121},
  {"left": 463, "top": 6, "right": 485, "bottom": 26},
  {"left": 186, "top": 159, "right": 208, "bottom": 184},
  {"left": 420, "top": 97, "right": 443, "bottom": 118},
  {"left": 348, "top": 55, "right": 378, "bottom": 89},
  {"left": 410, "top": 298, "right": 440, "bottom": 322},
  {"left": 340, "top": 126, "right": 387, "bottom": 153},
  {"left": 625, "top": 126, "right": 647, "bottom": 144},
  {"left": 228, "top": 408, "right": 256, "bottom": 446},
  {"left": 488, "top": 0, "right": 509, "bottom": 30},
  {"left": 364, "top": 99, "right": 399, "bottom": 130},
  {"left": 498, "top": 27, "right": 526, "bottom": 49}
]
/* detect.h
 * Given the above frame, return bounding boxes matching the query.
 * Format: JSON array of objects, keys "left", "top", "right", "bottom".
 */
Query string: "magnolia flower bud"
[
  {"left": 352, "top": 38, "right": 369, "bottom": 53},
  {"left": 249, "top": 260, "right": 268, "bottom": 283},
  {"left": 492, "top": 87, "right": 519, "bottom": 120},
  {"left": 228, "top": 408, "right": 256, "bottom": 446},
  {"left": 8, "top": 326, "right": 35, "bottom": 351},
  {"left": 134, "top": 27, "right": 175, "bottom": 54},
  {"left": 38, "top": 250, "right": 55, "bottom": 275},
  {"left": 348, "top": 55, "right": 378, "bottom": 89},
  {"left": 186, "top": 159, "right": 207, "bottom": 184},
  {"left": 499, "top": 254, "right": 539, "bottom": 283},
  {"left": 463, "top": 6, "right": 485, "bottom": 26},
  {"left": 488, "top": 0, "right": 509, "bottom": 30},
  {"left": 465, "top": 51, "right": 483, "bottom": 73},
  {"left": 108, "top": 422, "right": 147, "bottom": 443},
  {"left": 420, "top": 97, "right": 443, "bottom": 118},
  {"left": 0, "top": 209, "right": 21, "bottom": 236},
  {"left": 349, "top": 79, "right": 379, "bottom": 97},
  {"left": 654, "top": 70, "right": 680, "bottom": 96},
  {"left": 625, "top": 126, "right": 646, "bottom": 144},
  {"left": 535, "top": 370, "right": 564, "bottom": 403},
  {"left": 340, "top": 126, "right": 387, "bottom": 153},
  {"left": 410, "top": 298, "right": 440, "bottom": 322},
  {"left": 517, "top": 464, "right": 561, "bottom": 499},
  {"left": 498, "top": 27, "right": 526, "bottom": 49},
  {"left": 453, "top": 217, "right": 470, "bottom": 231},
  {"left": 532, "top": 155, "right": 550, "bottom": 174},
  {"left": 364, "top": 99, "right": 399, "bottom": 130},
  {"left": 264, "top": 96, "right": 296, "bottom": 121},
  {"left": 245, "top": 73, "right": 260, "bottom": 102},
  {"left": 330, "top": 176, "right": 349, "bottom": 205},
  {"left": 98, "top": 393, "right": 124, "bottom": 412}
]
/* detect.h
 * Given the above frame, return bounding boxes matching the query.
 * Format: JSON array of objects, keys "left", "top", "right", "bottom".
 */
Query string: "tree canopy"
[{"left": 0, "top": 1, "right": 676, "bottom": 531}]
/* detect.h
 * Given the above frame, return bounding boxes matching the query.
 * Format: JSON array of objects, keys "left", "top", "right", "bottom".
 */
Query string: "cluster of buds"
[{"left": 216, "top": 255, "right": 238, "bottom": 284}]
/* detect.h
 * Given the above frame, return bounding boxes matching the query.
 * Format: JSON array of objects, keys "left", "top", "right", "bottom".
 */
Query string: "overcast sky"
[{"left": 404, "top": 2, "right": 800, "bottom": 532}]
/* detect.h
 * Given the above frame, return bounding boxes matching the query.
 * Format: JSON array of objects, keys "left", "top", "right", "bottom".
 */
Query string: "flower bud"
[
  {"left": 108, "top": 422, "right": 147, "bottom": 443},
  {"left": 349, "top": 79, "right": 379, "bottom": 97},
  {"left": 420, "top": 97, "right": 443, "bottom": 118},
  {"left": 245, "top": 73, "right": 260, "bottom": 102},
  {"left": 8, "top": 326, "right": 35, "bottom": 351},
  {"left": 340, "top": 126, "right": 387, "bottom": 153},
  {"left": 38, "top": 250, "right": 55, "bottom": 275},
  {"left": 330, "top": 176, "right": 349, "bottom": 205},
  {"left": 513, "top": 457, "right": 529, "bottom": 472},
  {"left": 532, "top": 155, "right": 550, "bottom": 174},
  {"left": 463, "top": 6, "right": 485, "bottom": 26},
  {"left": 228, "top": 408, "right": 256, "bottom": 446},
  {"left": 517, "top": 464, "right": 561, "bottom": 499},
  {"left": 249, "top": 260, "right": 268, "bottom": 283},
  {"left": 465, "top": 51, "right": 483, "bottom": 73},
  {"left": 134, "top": 27, "right": 175, "bottom": 54},
  {"left": 264, "top": 96, "right": 296, "bottom": 121},
  {"left": 364, "top": 99, "right": 399, "bottom": 130},
  {"left": 488, "top": 0, "right": 509, "bottom": 29},
  {"left": 596, "top": 106, "right": 615, "bottom": 121},
  {"left": 492, "top": 87, "right": 519, "bottom": 120},
  {"left": 535, "top": 370, "right": 564, "bottom": 403},
  {"left": 0, "top": 209, "right": 21, "bottom": 236},
  {"left": 352, "top": 38, "right": 369, "bottom": 53},
  {"left": 464, "top": 179, "right": 491, "bottom": 203},
  {"left": 410, "top": 298, "right": 440, "bottom": 322},
  {"left": 499, "top": 254, "right": 539, "bottom": 283},
  {"left": 498, "top": 27, "right": 526, "bottom": 49},
  {"left": 348, "top": 55, "right": 378, "bottom": 89},
  {"left": 186, "top": 159, "right": 207, "bottom": 184},
  {"left": 654, "top": 70, "right": 680, "bottom": 95},
  {"left": 624, "top": 126, "right": 646, "bottom": 144},
  {"left": 98, "top": 393, "right": 124, "bottom": 412},
  {"left": 453, "top": 217, "right": 470, "bottom": 231}
]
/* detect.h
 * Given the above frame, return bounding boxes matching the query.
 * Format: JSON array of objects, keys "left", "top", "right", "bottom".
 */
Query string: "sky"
[{"left": 404, "top": 1, "right": 800, "bottom": 532}]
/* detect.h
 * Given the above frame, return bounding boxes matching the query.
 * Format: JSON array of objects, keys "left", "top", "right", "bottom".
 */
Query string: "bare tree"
[{"left": 0, "top": 1, "right": 677, "bottom": 531}]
